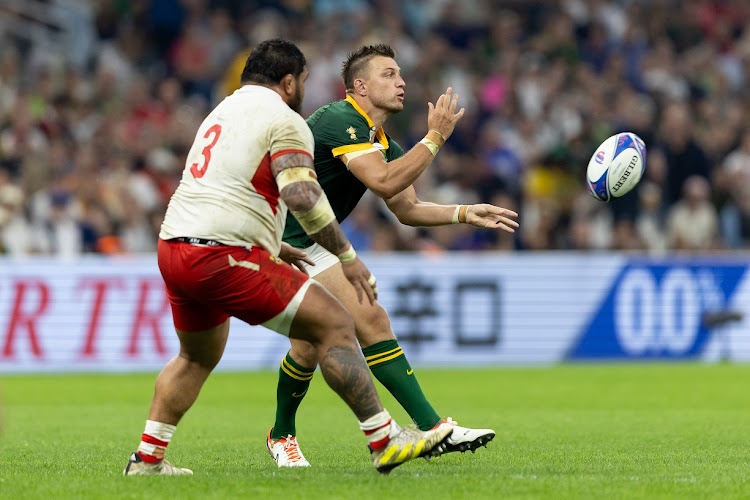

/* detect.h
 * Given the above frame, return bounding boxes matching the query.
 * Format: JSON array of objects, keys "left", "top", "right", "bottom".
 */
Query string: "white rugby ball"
[{"left": 586, "top": 132, "right": 646, "bottom": 202}]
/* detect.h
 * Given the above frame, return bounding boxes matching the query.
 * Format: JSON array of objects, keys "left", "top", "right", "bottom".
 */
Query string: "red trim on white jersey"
[
  {"left": 271, "top": 149, "right": 313, "bottom": 161},
  {"left": 250, "top": 152, "right": 280, "bottom": 215}
]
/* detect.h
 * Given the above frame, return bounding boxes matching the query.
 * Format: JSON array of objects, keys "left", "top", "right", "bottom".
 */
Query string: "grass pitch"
[{"left": 1, "top": 364, "right": 749, "bottom": 499}]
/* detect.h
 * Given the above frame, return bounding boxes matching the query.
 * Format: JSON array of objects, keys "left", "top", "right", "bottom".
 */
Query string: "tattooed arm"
[{"left": 271, "top": 152, "right": 376, "bottom": 304}]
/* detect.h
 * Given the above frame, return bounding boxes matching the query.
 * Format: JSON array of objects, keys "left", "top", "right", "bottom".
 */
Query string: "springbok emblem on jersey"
[{"left": 346, "top": 126, "right": 357, "bottom": 140}]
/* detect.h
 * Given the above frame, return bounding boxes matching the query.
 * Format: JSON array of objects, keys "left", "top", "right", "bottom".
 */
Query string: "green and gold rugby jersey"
[{"left": 283, "top": 95, "right": 405, "bottom": 249}]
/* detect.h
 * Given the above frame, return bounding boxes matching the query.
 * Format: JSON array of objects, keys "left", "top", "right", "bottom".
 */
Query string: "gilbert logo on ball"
[{"left": 586, "top": 132, "right": 646, "bottom": 202}]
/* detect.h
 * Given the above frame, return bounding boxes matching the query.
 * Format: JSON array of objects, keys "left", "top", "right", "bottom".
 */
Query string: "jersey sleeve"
[
  {"left": 269, "top": 112, "right": 315, "bottom": 159},
  {"left": 313, "top": 110, "right": 377, "bottom": 159},
  {"left": 386, "top": 137, "right": 405, "bottom": 161}
]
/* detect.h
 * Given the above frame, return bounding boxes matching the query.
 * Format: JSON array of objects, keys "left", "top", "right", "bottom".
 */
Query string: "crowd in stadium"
[{"left": 2, "top": 0, "right": 750, "bottom": 256}]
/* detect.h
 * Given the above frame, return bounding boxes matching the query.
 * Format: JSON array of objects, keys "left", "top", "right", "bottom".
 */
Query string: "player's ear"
[
  {"left": 354, "top": 78, "right": 366, "bottom": 96},
  {"left": 281, "top": 73, "right": 295, "bottom": 94}
]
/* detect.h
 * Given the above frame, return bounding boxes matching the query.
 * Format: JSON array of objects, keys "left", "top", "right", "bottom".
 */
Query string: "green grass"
[{"left": 1, "top": 364, "right": 749, "bottom": 499}]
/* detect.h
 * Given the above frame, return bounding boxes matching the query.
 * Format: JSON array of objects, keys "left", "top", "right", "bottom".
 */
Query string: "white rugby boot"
[
  {"left": 432, "top": 417, "right": 495, "bottom": 454},
  {"left": 266, "top": 428, "right": 311, "bottom": 467},
  {"left": 123, "top": 452, "right": 193, "bottom": 476}
]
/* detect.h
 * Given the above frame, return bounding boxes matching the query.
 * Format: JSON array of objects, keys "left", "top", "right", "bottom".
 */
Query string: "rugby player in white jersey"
[{"left": 123, "top": 39, "right": 451, "bottom": 476}]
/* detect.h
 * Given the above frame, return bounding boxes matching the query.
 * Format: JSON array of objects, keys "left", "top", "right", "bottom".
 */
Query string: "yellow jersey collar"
[{"left": 345, "top": 95, "right": 389, "bottom": 150}]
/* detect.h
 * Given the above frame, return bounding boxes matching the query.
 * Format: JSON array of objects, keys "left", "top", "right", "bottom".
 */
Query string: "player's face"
[
  {"left": 288, "top": 67, "right": 308, "bottom": 114},
  {"left": 363, "top": 56, "right": 405, "bottom": 114}
]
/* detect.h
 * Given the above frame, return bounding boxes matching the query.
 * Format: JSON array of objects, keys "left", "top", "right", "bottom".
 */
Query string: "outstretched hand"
[
  {"left": 465, "top": 204, "right": 519, "bottom": 232},
  {"left": 427, "top": 87, "right": 465, "bottom": 141},
  {"left": 279, "top": 242, "right": 315, "bottom": 274}
]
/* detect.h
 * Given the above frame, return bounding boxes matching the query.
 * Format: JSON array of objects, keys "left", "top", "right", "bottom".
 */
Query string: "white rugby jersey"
[{"left": 160, "top": 85, "right": 314, "bottom": 255}]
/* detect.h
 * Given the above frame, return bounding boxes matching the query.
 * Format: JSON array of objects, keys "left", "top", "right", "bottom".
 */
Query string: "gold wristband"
[
  {"left": 338, "top": 245, "right": 357, "bottom": 263},
  {"left": 420, "top": 137, "right": 440, "bottom": 157},
  {"left": 459, "top": 204, "right": 469, "bottom": 223},
  {"left": 425, "top": 129, "right": 446, "bottom": 147}
]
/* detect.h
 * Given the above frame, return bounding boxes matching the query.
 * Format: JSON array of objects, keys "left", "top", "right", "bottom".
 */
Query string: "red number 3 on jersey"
[{"left": 190, "top": 123, "right": 223, "bottom": 178}]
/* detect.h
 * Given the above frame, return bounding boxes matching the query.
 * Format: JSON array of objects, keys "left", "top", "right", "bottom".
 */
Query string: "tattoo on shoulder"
[{"left": 270, "top": 152, "right": 314, "bottom": 177}]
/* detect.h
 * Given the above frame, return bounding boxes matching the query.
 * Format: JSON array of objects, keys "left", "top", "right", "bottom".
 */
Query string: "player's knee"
[
  {"left": 290, "top": 340, "right": 318, "bottom": 368},
  {"left": 180, "top": 352, "right": 221, "bottom": 372},
  {"left": 178, "top": 347, "right": 223, "bottom": 371},
  {"left": 365, "top": 304, "right": 391, "bottom": 334},
  {"left": 356, "top": 304, "right": 392, "bottom": 342}
]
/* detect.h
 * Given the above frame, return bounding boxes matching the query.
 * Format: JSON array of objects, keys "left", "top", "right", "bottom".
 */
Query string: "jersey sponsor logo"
[{"left": 346, "top": 126, "right": 357, "bottom": 140}]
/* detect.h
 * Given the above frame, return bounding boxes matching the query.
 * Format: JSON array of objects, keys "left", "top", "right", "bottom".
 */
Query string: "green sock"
[
  {"left": 362, "top": 339, "right": 441, "bottom": 431},
  {"left": 271, "top": 352, "right": 315, "bottom": 440}
]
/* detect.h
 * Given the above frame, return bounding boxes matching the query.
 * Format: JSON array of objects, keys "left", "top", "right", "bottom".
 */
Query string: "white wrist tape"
[
  {"left": 452, "top": 205, "right": 461, "bottom": 224},
  {"left": 338, "top": 245, "right": 357, "bottom": 263}
]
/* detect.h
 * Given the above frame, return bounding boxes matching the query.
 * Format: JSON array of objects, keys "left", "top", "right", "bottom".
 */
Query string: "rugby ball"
[{"left": 586, "top": 132, "right": 646, "bottom": 202}]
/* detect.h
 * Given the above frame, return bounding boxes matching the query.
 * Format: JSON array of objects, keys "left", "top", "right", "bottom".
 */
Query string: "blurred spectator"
[
  {"left": 0, "top": 179, "right": 32, "bottom": 256},
  {"left": 720, "top": 185, "right": 750, "bottom": 251},
  {"left": 635, "top": 181, "right": 668, "bottom": 254},
  {"left": 658, "top": 101, "right": 712, "bottom": 206},
  {"left": 719, "top": 129, "right": 750, "bottom": 249},
  {"left": 32, "top": 190, "right": 83, "bottom": 258},
  {"left": 0, "top": 47, "right": 20, "bottom": 115},
  {"left": 667, "top": 175, "right": 719, "bottom": 252},
  {"left": 171, "top": 20, "right": 214, "bottom": 101}
]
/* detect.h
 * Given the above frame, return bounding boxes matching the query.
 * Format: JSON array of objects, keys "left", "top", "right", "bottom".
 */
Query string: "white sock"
[
  {"left": 137, "top": 420, "right": 176, "bottom": 462},
  {"left": 359, "top": 410, "right": 393, "bottom": 450}
]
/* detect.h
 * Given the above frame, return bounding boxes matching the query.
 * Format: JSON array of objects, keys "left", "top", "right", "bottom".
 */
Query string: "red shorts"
[{"left": 157, "top": 239, "right": 310, "bottom": 333}]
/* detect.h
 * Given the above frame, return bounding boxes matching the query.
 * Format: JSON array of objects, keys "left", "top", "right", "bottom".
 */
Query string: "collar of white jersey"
[
  {"left": 344, "top": 95, "right": 389, "bottom": 150},
  {"left": 237, "top": 84, "right": 282, "bottom": 99}
]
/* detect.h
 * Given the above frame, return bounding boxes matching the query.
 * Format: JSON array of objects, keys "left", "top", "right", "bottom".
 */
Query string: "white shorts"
[{"left": 300, "top": 243, "right": 341, "bottom": 278}]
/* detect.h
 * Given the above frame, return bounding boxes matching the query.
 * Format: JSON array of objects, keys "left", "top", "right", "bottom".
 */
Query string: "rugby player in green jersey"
[{"left": 267, "top": 44, "right": 519, "bottom": 467}]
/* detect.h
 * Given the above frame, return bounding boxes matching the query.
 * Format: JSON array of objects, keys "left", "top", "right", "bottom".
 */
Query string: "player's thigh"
[
  {"left": 175, "top": 319, "right": 230, "bottom": 369},
  {"left": 313, "top": 263, "right": 393, "bottom": 347},
  {"left": 288, "top": 281, "right": 355, "bottom": 347}
]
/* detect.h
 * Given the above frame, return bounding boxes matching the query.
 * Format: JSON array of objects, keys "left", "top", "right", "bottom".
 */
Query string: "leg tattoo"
[{"left": 319, "top": 345, "right": 382, "bottom": 420}]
